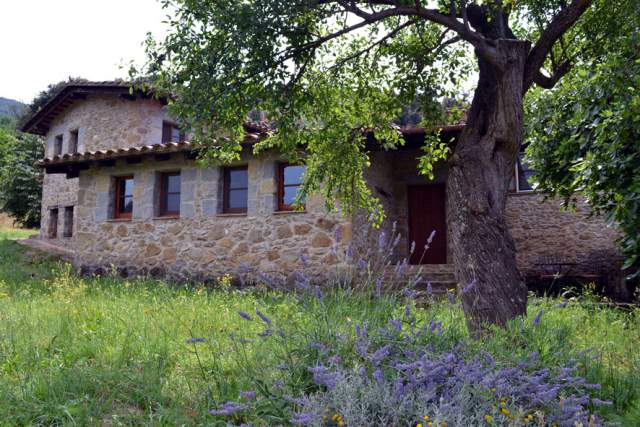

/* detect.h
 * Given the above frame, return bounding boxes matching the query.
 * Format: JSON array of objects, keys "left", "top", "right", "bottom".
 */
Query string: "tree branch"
[
  {"left": 532, "top": 60, "right": 572, "bottom": 89},
  {"left": 523, "top": 0, "right": 593, "bottom": 92}
]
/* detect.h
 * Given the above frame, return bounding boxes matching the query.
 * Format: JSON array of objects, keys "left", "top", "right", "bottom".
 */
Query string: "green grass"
[
  {"left": 0, "top": 238, "right": 637, "bottom": 425},
  {"left": 0, "top": 227, "right": 36, "bottom": 240}
]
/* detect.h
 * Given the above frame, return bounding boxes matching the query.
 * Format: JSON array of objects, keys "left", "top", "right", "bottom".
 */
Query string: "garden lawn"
[{"left": 0, "top": 238, "right": 638, "bottom": 426}]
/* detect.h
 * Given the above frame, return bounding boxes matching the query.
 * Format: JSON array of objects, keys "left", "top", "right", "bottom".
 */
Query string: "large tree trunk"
[{"left": 446, "top": 39, "right": 530, "bottom": 336}]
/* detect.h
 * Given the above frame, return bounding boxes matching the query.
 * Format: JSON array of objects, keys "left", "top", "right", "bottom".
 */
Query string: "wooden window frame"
[
  {"left": 223, "top": 165, "right": 248, "bottom": 214},
  {"left": 53, "top": 135, "right": 63, "bottom": 156},
  {"left": 512, "top": 152, "right": 536, "bottom": 193},
  {"left": 277, "top": 162, "right": 305, "bottom": 211},
  {"left": 63, "top": 206, "right": 74, "bottom": 238},
  {"left": 161, "top": 121, "right": 182, "bottom": 144},
  {"left": 114, "top": 175, "right": 134, "bottom": 220},
  {"left": 159, "top": 171, "right": 181, "bottom": 217}
]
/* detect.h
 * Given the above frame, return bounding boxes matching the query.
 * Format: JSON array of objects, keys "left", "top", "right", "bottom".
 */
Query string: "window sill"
[
  {"left": 273, "top": 210, "right": 307, "bottom": 215},
  {"left": 217, "top": 213, "right": 248, "bottom": 217},
  {"left": 153, "top": 215, "right": 180, "bottom": 220},
  {"left": 106, "top": 218, "right": 132, "bottom": 222}
]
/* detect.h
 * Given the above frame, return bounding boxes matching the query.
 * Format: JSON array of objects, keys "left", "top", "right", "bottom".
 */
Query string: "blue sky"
[{"left": 0, "top": 0, "right": 169, "bottom": 103}]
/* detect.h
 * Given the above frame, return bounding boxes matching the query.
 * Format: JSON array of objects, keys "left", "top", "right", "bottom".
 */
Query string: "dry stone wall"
[{"left": 506, "top": 193, "right": 620, "bottom": 274}]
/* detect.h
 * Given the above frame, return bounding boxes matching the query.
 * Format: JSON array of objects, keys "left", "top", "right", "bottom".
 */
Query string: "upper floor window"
[
  {"left": 223, "top": 166, "right": 248, "bottom": 213},
  {"left": 510, "top": 150, "right": 536, "bottom": 193},
  {"left": 68, "top": 129, "right": 79, "bottom": 154},
  {"left": 159, "top": 172, "right": 181, "bottom": 216},
  {"left": 114, "top": 176, "right": 134, "bottom": 220},
  {"left": 162, "top": 121, "right": 181, "bottom": 144},
  {"left": 53, "top": 134, "right": 63, "bottom": 156},
  {"left": 277, "top": 163, "right": 306, "bottom": 211}
]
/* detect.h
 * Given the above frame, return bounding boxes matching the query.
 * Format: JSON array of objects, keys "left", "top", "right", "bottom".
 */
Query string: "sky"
[{"left": 0, "top": 0, "right": 170, "bottom": 103}]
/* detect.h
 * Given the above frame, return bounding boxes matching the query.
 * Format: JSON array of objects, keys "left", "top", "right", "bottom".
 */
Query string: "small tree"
[
  {"left": 138, "top": 0, "right": 622, "bottom": 334},
  {"left": 0, "top": 121, "right": 44, "bottom": 228}
]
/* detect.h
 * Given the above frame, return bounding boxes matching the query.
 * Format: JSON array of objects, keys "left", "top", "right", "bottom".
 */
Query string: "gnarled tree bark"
[{"left": 447, "top": 37, "right": 531, "bottom": 336}]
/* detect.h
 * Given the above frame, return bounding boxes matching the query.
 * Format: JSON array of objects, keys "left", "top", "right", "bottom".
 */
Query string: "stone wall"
[
  {"left": 44, "top": 94, "right": 171, "bottom": 156},
  {"left": 506, "top": 193, "right": 620, "bottom": 274},
  {"left": 358, "top": 149, "right": 619, "bottom": 277},
  {"left": 40, "top": 174, "right": 78, "bottom": 240},
  {"left": 73, "top": 151, "right": 351, "bottom": 283},
  {"left": 40, "top": 94, "right": 173, "bottom": 242}
]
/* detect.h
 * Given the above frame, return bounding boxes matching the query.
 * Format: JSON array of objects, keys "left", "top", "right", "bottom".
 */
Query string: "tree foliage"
[
  {"left": 0, "top": 119, "right": 44, "bottom": 228},
  {"left": 526, "top": 0, "right": 640, "bottom": 277}
]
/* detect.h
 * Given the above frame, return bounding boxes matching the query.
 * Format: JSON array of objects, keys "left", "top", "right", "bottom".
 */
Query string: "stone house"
[{"left": 21, "top": 82, "right": 624, "bottom": 293}]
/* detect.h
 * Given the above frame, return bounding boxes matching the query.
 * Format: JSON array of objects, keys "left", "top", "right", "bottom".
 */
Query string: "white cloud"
[{"left": 0, "top": 0, "right": 169, "bottom": 103}]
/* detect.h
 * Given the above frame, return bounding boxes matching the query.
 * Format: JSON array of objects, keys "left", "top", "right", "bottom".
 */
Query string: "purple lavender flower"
[
  {"left": 556, "top": 300, "right": 569, "bottom": 308},
  {"left": 238, "top": 310, "right": 253, "bottom": 321},
  {"left": 371, "top": 345, "right": 392, "bottom": 365},
  {"left": 463, "top": 280, "right": 476, "bottom": 294},
  {"left": 403, "top": 288, "right": 417, "bottom": 299},
  {"left": 427, "top": 229, "right": 436, "bottom": 245},
  {"left": 314, "top": 285, "right": 323, "bottom": 300},
  {"left": 404, "top": 304, "right": 411, "bottom": 318},
  {"left": 426, "top": 281, "right": 433, "bottom": 296},
  {"left": 255, "top": 309, "right": 272, "bottom": 325},
  {"left": 334, "top": 226, "right": 342, "bottom": 243},
  {"left": 308, "top": 365, "right": 340, "bottom": 389},
  {"left": 291, "top": 412, "right": 318, "bottom": 425},
  {"left": 258, "top": 329, "right": 272, "bottom": 337},
  {"left": 533, "top": 309, "right": 543, "bottom": 326},
  {"left": 374, "top": 368, "right": 385, "bottom": 383},
  {"left": 375, "top": 277, "right": 383, "bottom": 297},
  {"left": 447, "top": 290, "right": 455, "bottom": 304},
  {"left": 392, "top": 232, "right": 401, "bottom": 247},
  {"left": 410, "top": 240, "right": 416, "bottom": 254},
  {"left": 346, "top": 242, "right": 353, "bottom": 259},
  {"left": 276, "top": 363, "right": 289, "bottom": 370},
  {"left": 389, "top": 318, "right": 402, "bottom": 331},
  {"left": 209, "top": 401, "right": 246, "bottom": 416},
  {"left": 257, "top": 271, "right": 275, "bottom": 288},
  {"left": 357, "top": 258, "right": 366, "bottom": 271},
  {"left": 186, "top": 337, "right": 206, "bottom": 343},
  {"left": 298, "top": 250, "right": 309, "bottom": 267},
  {"left": 378, "top": 231, "right": 387, "bottom": 250},
  {"left": 274, "top": 380, "right": 284, "bottom": 389},
  {"left": 240, "top": 390, "right": 257, "bottom": 399},
  {"left": 328, "top": 354, "right": 342, "bottom": 365}
]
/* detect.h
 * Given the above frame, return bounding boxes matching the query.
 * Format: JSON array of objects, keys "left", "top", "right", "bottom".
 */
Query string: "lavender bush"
[
  {"left": 201, "top": 227, "right": 626, "bottom": 426},
  {"left": 290, "top": 305, "right": 609, "bottom": 426}
]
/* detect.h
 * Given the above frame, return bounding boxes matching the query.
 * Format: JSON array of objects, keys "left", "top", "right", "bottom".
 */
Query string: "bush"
[{"left": 0, "top": 123, "right": 44, "bottom": 228}]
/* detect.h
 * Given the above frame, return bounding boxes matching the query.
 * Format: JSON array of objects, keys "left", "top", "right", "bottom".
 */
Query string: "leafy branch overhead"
[{"left": 138, "top": 0, "right": 593, "bottom": 216}]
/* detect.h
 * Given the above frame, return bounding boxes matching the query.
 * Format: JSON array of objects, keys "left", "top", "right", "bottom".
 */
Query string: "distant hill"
[{"left": 0, "top": 97, "right": 25, "bottom": 119}]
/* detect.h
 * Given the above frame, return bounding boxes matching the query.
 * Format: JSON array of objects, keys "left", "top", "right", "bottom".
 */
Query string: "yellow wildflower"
[
  {"left": 427, "top": 422, "right": 433, "bottom": 427},
  {"left": 441, "top": 422, "right": 448, "bottom": 427},
  {"left": 417, "top": 424, "right": 423, "bottom": 427},
  {"left": 501, "top": 408, "right": 510, "bottom": 416},
  {"left": 484, "top": 414, "right": 494, "bottom": 423},
  {"left": 423, "top": 416, "right": 430, "bottom": 421},
  {"left": 490, "top": 388, "right": 496, "bottom": 393}
]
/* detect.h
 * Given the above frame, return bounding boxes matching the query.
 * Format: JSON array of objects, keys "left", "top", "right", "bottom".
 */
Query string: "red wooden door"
[{"left": 408, "top": 184, "right": 447, "bottom": 264}]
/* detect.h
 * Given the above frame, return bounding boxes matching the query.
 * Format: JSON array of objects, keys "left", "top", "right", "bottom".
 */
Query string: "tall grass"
[{"left": 0, "top": 239, "right": 637, "bottom": 425}]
